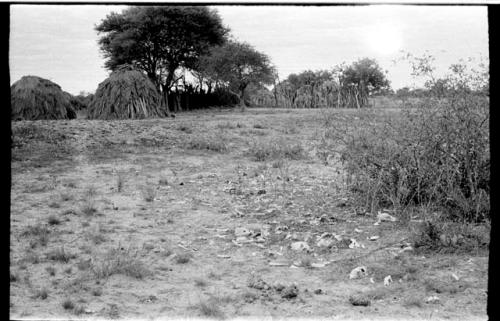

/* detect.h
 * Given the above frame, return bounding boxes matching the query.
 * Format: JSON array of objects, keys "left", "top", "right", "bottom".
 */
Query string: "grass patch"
[
  {"left": 194, "top": 277, "right": 208, "bottom": 287},
  {"left": 47, "top": 214, "right": 61, "bottom": 226},
  {"left": 47, "top": 247, "right": 76, "bottom": 263},
  {"left": 185, "top": 133, "right": 229, "bottom": 153},
  {"left": 62, "top": 299, "right": 75, "bottom": 310},
  {"left": 32, "top": 288, "right": 49, "bottom": 300},
  {"left": 142, "top": 186, "right": 156, "bottom": 202},
  {"left": 90, "top": 245, "right": 150, "bottom": 279},
  {"left": 116, "top": 172, "right": 126, "bottom": 193},
  {"left": 349, "top": 294, "right": 371, "bottom": 306},
  {"left": 46, "top": 266, "right": 56, "bottom": 276},
  {"left": 193, "top": 297, "right": 225, "bottom": 319},
  {"left": 247, "top": 138, "right": 304, "bottom": 161},
  {"left": 174, "top": 252, "right": 193, "bottom": 264}
]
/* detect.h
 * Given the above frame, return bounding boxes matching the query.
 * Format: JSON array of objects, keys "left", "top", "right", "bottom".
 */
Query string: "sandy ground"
[{"left": 10, "top": 108, "right": 488, "bottom": 320}]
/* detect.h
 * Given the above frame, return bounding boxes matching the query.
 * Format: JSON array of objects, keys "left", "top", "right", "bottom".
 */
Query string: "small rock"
[
  {"left": 314, "top": 289, "right": 324, "bottom": 295},
  {"left": 354, "top": 228, "right": 363, "bottom": 233},
  {"left": 384, "top": 275, "right": 393, "bottom": 286},
  {"left": 291, "top": 241, "right": 311, "bottom": 252},
  {"left": 368, "top": 236, "right": 380, "bottom": 241},
  {"left": 349, "top": 266, "right": 368, "bottom": 279},
  {"left": 451, "top": 273, "right": 460, "bottom": 281}
]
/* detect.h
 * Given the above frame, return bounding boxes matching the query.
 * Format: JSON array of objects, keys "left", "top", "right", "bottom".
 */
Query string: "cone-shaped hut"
[
  {"left": 87, "top": 65, "right": 165, "bottom": 119},
  {"left": 10, "top": 76, "right": 76, "bottom": 120}
]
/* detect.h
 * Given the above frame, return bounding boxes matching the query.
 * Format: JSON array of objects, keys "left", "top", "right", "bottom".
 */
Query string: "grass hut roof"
[
  {"left": 11, "top": 76, "right": 76, "bottom": 120},
  {"left": 87, "top": 65, "right": 166, "bottom": 120}
]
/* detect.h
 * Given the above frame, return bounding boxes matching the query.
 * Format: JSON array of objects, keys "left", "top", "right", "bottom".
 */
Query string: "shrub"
[
  {"left": 322, "top": 58, "right": 489, "bottom": 223},
  {"left": 90, "top": 245, "right": 149, "bottom": 279}
]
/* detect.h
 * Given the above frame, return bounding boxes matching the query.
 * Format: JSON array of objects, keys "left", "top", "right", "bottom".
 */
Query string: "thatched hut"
[
  {"left": 87, "top": 65, "right": 165, "bottom": 120},
  {"left": 11, "top": 76, "right": 77, "bottom": 120}
]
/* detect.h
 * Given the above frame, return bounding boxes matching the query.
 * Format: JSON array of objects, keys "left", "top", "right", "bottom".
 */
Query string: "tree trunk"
[{"left": 239, "top": 86, "right": 247, "bottom": 112}]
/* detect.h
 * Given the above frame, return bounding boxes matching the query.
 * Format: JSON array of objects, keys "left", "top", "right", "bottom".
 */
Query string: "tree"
[
  {"left": 96, "top": 6, "right": 228, "bottom": 112},
  {"left": 198, "top": 41, "right": 275, "bottom": 110},
  {"left": 341, "top": 58, "right": 390, "bottom": 107}
]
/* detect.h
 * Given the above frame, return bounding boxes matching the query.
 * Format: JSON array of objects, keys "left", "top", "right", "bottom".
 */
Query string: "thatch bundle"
[
  {"left": 87, "top": 65, "right": 165, "bottom": 119},
  {"left": 11, "top": 76, "right": 77, "bottom": 120}
]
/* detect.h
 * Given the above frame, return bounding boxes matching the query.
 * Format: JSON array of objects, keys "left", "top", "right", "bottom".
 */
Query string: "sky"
[{"left": 10, "top": 4, "right": 488, "bottom": 95}]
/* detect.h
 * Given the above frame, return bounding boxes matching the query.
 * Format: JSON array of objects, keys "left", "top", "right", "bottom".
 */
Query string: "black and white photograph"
[{"left": 9, "top": 2, "right": 490, "bottom": 320}]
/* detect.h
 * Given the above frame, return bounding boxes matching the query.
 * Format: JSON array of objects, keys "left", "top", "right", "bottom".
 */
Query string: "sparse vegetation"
[
  {"left": 90, "top": 245, "right": 150, "bottom": 279},
  {"left": 193, "top": 296, "right": 225, "bottom": 319}
]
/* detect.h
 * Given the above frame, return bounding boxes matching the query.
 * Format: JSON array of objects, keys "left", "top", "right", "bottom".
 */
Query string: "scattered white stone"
[
  {"left": 451, "top": 273, "right": 460, "bottom": 281},
  {"left": 311, "top": 262, "right": 327, "bottom": 268},
  {"left": 291, "top": 241, "right": 311, "bottom": 252},
  {"left": 384, "top": 275, "right": 393, "bottom": 286},
  {"left": 425, "top": 295, "right": 440, "bottom": 304},
  {"left": 368, "top": 236, "right": 380, "bottom": 241},
  {"left": 349, "top": 266, "right": 367, "bottom": 279},
  {"left": 354, "top": 228, "right": 363, "bottom": 233},
  {"left": 370, "top": 278, "right": 375, "bottom": 284}
]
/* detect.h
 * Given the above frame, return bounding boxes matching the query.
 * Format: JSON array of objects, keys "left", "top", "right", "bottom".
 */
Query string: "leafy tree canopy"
[
  {"left": 195, "top": 41, "right": 275, "bottom": 107},
  {"left": 341, "top": 58, "right": 390, "bottom": 94},
  {"left": 96, "top": 6, "right": 228, "bottom": 93}
]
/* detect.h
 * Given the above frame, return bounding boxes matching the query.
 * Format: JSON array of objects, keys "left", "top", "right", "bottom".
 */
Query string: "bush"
[{"left": 322, "top": 58, "right": 489, "bottom": 223}]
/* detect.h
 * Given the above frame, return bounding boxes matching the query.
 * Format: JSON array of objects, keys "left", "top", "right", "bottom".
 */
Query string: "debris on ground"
[
  {"left": 354, "top": 228, "right": 363, "bottom": 233},
  {"left": 281, "top": 284, "right": 299, "bottom": 299},
  {"left": 272, "top": 282, "right": 286, "bottom": 292},
  {"left": 269, "top": 260, "right": 289, "bottom": 267},
  {"left": 291, "top": 241, "right": 311, "bottom": 252},
  {"left": 349, "top": 238, "right": 365, "bottom": 249},
  {"left": 376, "top": 212, "right": 398, "bottom": 224},
  {"left": 425, "top": 295, "right": 440, "bottom": 304},
  {"left": 235, "top": 227, "right": 252, "bottom": 237},
  {"left": 451, "top": 273, "right": 460, "bottom": 281},
  {"left": 349, "top": 266, "right": 368, "bottom": 279},
  {"left": 384, "top": 275, "right": 393, "bottom": 286},
  {"left": 368, "top": 236, "right": 380, "bottom": 241},
  {"left": 247, "top": 275, "right": 270, "bottom": 291}
]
